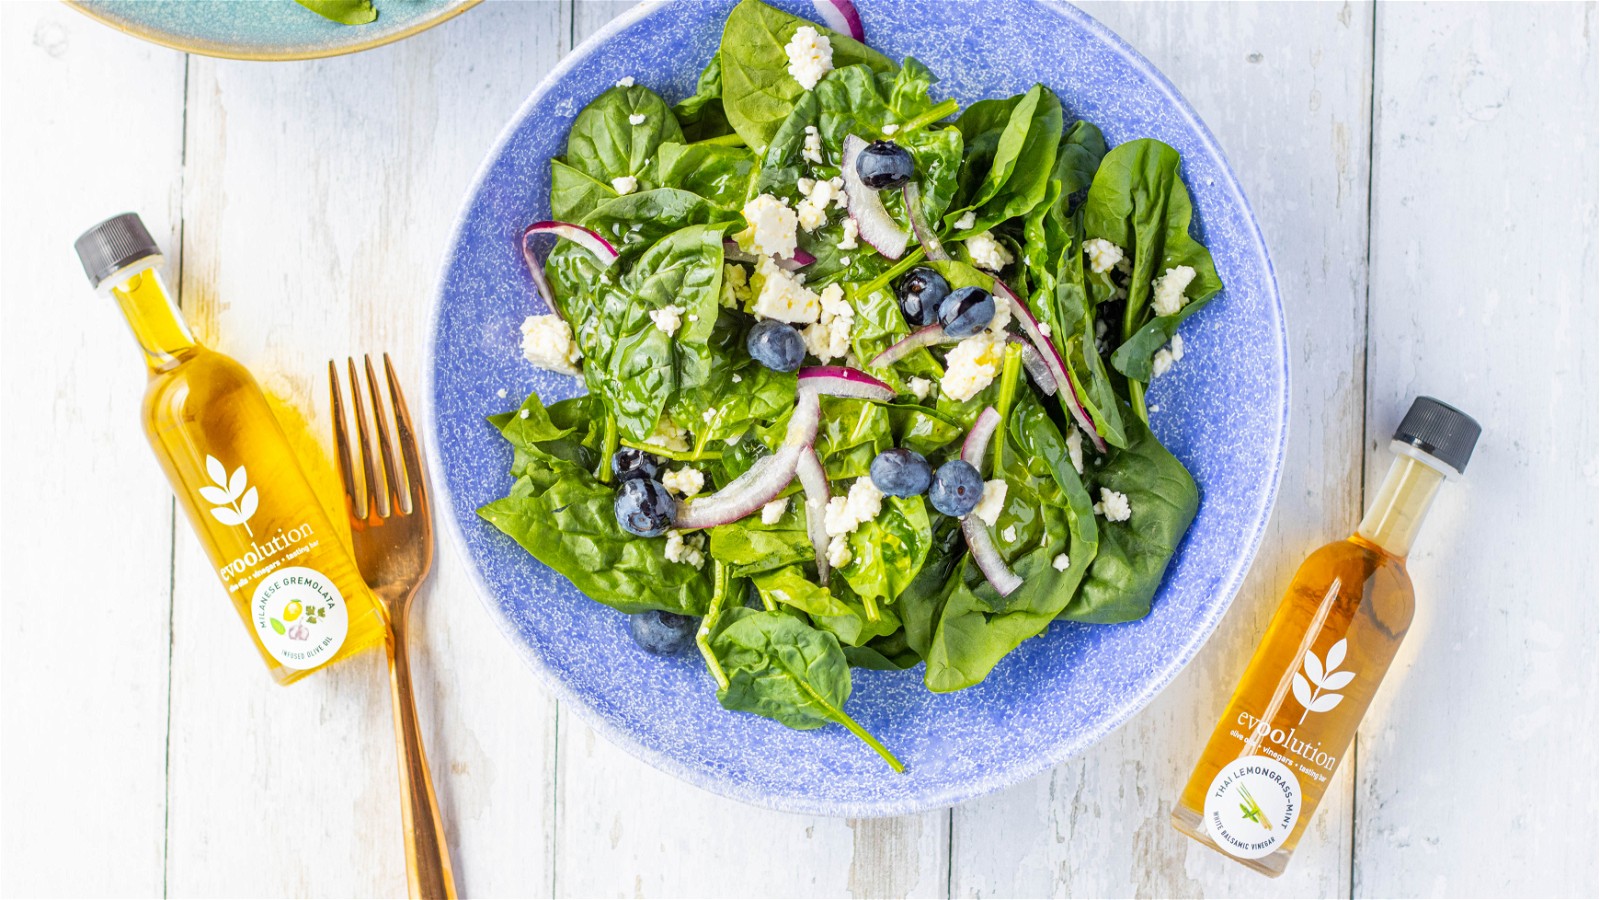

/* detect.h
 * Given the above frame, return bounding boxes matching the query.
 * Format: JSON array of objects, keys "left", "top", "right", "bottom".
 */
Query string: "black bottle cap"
[
  {"left": 1394, "top": 396, "right": 1481, "bottom": 475},
  {"left": 74, "top": 212, "right": 161, "bottom": 289}
]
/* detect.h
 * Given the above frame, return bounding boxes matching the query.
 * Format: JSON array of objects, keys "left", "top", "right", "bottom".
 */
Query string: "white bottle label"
[
  {"left": 1203, "top": 755, "right": 1302, "bottom": 860},
  {"left": 251, "top": 566, "right": 349, "bottom": 670}
]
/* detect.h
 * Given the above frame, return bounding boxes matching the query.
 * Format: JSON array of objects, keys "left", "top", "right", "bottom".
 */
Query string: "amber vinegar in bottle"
[
  {"left": 75, "top": 213, "right": 388, "bottom": 684},
  {"left": 1171, "top": 397, "right": 1481, "bottom": 876}
]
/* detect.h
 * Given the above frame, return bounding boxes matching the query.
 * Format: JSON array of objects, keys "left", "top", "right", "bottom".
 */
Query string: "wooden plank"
[
  {"left": 544, "top": 4, "right": 948, "bottom": 896},
  {"left": 0, "top": 3, "right": 186, "bottom": 895},
  {"left": 951, "top": 2, "right": 1373, "bottom": 895},
  {"left": 161, "top": 3, "right": 570, "bottom": 896},
  {"left": 1357, "top": 3, "right": 1598, "bottom": 896}
]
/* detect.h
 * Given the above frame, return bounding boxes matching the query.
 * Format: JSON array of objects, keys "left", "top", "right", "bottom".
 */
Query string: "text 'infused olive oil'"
[
  {"left": 76, "top": 213, "right": 387, "bottom": 684},
  {"left": 1171, "top": 397, "right": 1481, "bottom": 876}
]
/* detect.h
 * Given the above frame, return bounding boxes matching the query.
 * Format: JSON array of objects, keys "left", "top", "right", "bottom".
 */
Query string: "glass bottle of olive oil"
[
  {"left": 1171, "top": 397, "right": 1480, "bottom": 876},
  {"left": 75, "top": 213, "right": 388, "bottom": 685}
]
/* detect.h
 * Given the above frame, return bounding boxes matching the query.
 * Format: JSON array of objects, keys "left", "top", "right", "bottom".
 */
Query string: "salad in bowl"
[{"left": 478, "top": 0, "right": 1221, "bottom": 772}]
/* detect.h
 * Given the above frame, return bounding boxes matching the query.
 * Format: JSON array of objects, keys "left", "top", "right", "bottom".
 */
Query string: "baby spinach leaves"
[{"left": 564, "top": 84, "right": 683, "bottom": 187}]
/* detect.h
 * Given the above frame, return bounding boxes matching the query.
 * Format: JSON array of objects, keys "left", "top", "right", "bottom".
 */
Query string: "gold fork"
[{"left": 329, "top": 354, "right": 457, "bottom": 900}]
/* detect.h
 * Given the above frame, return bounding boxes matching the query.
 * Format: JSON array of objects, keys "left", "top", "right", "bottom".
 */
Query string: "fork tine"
[
  {"left": 328, "top": 360, "right": 359, "bottom": 516},
  {"left": 347, "top": 357, "right": 381, "bottom": 520},
  {"left": 364, "top": 354, "right": 403, "bottom": 518},
  {"left": 382, "top": 353, "right": 428, "bottom": 517}
]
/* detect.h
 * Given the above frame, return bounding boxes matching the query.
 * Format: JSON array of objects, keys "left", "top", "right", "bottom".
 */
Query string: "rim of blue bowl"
[{"left": 426, "top": 0, "right": 1288, "bottom": 816}]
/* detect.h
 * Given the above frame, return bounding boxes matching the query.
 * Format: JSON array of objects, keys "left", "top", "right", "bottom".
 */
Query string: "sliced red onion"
[
  {"left": 773, "top": 247, "right": 817, "bottom": 272},
  {"left": 1006, "top": 335, "right": 1056, "bottom": 397},
  {"left": 525, "top": 220, "right": 618, "bottom": 267},
  {"left": 995, "top": 280, "right": 1107, "bottom": 453},
  {"left": 797, "top": 365, "right": 895, "bottom": 403},
  {"left": 795, "top": 448, "right": 831, "bottom": 586},
  {"left": 840, "top": 135, "right": 910, "bottom": 260},
  {"left": 957, "top": 406, "right": 1021, "bottom": 597},
  {"left": 811, "top": 0, "right": 864, "bottom": 40},
  {"left": 675, "top": 392, "right": 822, "bottom": 530},
  {"left": 868, "top": 324, "right": 955, "bottom": 369},
  {"left": 722, "top": 240, "right": 757, "bottom": 264},
  {"left": 902, "top": 182, "right": 949, "bottom": 261},
  {"left": 519, "top": 230, "right": 560, "bottom": 316}
]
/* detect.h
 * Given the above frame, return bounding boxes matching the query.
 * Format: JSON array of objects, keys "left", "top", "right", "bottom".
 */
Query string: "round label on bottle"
[
  {"left": 251, "top": 566, "right": 349, "bottom": 670},
  {"left": 1203, "top": 755, "right": 1302, "bottom": 860}
]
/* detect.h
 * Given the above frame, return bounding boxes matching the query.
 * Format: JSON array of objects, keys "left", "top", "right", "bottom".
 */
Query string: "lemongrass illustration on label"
[
  {"left": 1292, "top": 638, "right": 1354, "bottom": 724},
  {"left": 199, "top": 454, "right": 259, "bottom": 537}
]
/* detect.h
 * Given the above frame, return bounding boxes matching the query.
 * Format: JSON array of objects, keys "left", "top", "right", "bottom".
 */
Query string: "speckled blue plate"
[
  {"left": 69, "top": 0, "right": 477, "bottom": 61},
  {"left": 429, "top": 0, "right": 1286, "bottom": 816}
]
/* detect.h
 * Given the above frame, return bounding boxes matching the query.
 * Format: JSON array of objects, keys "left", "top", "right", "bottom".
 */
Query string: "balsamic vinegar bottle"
[{"left": 1171, "top": 397, "right": 1481, "bottom": 876}]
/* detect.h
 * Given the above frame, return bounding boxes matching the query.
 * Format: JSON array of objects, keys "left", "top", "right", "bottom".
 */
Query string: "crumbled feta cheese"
[
  {"left": 520, "top": 314, "right": 582, "bottom": 375},
  {"left": 1152, "top": 347, "right": 1176, "bottom": 378},
  {"left": 785, "top": 26, "right": 834, "bottom": 91},
  {"left": 802, "top": 283, "right": 853, "bottom": 362},
  {"left": 1151, "top": 265, "right": 1197, "bottom": 317},
  {"left": 797, "top": 177, "right": 815, "bottom": 194},
  {"left": 1065, "top": 427, "right": 1084, "bottom": 474},
  {"left": 701, "top": 408, "right": 717, "bottom": 424},
  {"left": 953, "top": 210, "right": 977, "bottom": 231},
  {"left": 965, "top": 230, "right": 1014, "bottom": 272},
  {"left": 731, "top": 373, "right": 742, "bottom": 383},
  {"left": 823, "top": 477, "right": 884, "bottom": 537},
  {"left": 1052, "top": 553, "right": 1071, "bottom": 571},
  {"left": 663, "top": 529, "right": 706, "bottom": 568},
  {"left": 828, "top": 177, "right": 846, "bottom": 205},
  {"left": 907, "top": 376, "right": 932, "bottom": 400},
  {"left": 837, "top": 218, "right": 859, "bottom": 250},
  {"left": 662, "top": 467, "right": 705, "bottom": 498},
  {"left": 796, "top": 199, "right": 827, "bottom": 232},
  {"left": 649, "top": 304, "right": 683, "bottom": 335},
  {"left": 1095, "top": 319, "right": 1107, "bottom": 338},
  {"left": 1170, "top": 333, "right": 1185, "bottom": 360},
  {"left": 519, "top": 409, "right": 530, "bottom": 419},
  {"left": 1038, "top": 320, "right": 1053, "bottom": 338},
  {"left": 645, "top": 416, "right": 689, "bottom": 453},
  {"left": 741, "top": 194, "right": 799, "bottom": 260},
  {"left": 720, "top": 263, "right": 752, "bottom": 309},
  {"left": 610, "top": 175, "right": 638, "bottom": 195},
  {"left": 883, "top": 123, "right": 899, "bottom": 135},
  {"left": 827, "top": 534, "right": 853, "bottom": 568},
  {"left": 752, "top": 260, "right": 821, "bottom": 324},
  {"left": 940, "top": 333, "right": 1005, "bottom": 401},
  {"left": 1098, "top": 487, "right": 1131, "bottom": 522},
  {"left": 973, "top": 480, "right": 1008, "bottom": 527},
  {"left": 496, "top": 387, "right": 507, "bottom": 398},
  {"left": 1002, "top": 524, "right": 1017, "bottom": 543},
  {"left": 1084, "top": 238, "right": 1124, "bottom": 274},
  {"left": 803, "top": 125, "right": 824, "bottom": 164},
  {"left": 761, "top": 497, "right": 789, "bottom": 525},
  {"left": 840, "top": 256, "right": 852, "bottom": 266},
  {"left": 628, "top": 113, "right": 647, "bottom": 126},
  {"left": 795, "top": 177, "right": 842, "bottom": 232},
  {"left": 615, "top": 76, "right": 635, "bottom": 88}
]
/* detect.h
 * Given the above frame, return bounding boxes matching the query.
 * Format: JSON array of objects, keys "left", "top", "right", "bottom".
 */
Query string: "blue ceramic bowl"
[
  {"left": 70, "top": 0, "right": 476, "bottom": 61},
  {"left": 429, "top": 0, "right": 1286, "bottom": 816}
]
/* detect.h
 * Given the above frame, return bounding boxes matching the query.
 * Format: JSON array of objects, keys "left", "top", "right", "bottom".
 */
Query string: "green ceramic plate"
[{"left": 69, "top": 0, "right": 480, "bottom": 61}]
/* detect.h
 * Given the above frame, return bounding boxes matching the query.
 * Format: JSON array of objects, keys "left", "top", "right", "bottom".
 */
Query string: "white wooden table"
[{"left": 3, "top": 2, "right": 1596, "bottom": 896}]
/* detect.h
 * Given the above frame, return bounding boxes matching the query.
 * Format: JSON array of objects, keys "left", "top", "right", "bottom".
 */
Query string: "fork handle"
[{"left": 387, "top": 615, "right": 458, "bottom": 899}]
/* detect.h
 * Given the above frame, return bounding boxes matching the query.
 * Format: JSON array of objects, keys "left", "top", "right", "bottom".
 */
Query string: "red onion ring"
[
  {"left": 795, "top": 448, "right": 832, "bottom": 586},
  {"left": 797, "top": 365, "right": 895, "bottom": 403},
  {"left": 811, "top": 0, "right": 864, "bottom": 40},
  {"left": 840, "top": 135, "right": 910, "bottom": 260},
  {"left": 957, "top": 407, "right": 1021, "bottom": 596},
  {"left": 994, "top": 280, "right": 1107, "bottom": 453},
  {"left": 902, "top": 182, "right": 949, "bottom": 261},
  {"left": 868, "top": 324, "right": 955, "bottom": 369},
  {"left": 524, "top": 220, "right": 618, "bottom": 267}
]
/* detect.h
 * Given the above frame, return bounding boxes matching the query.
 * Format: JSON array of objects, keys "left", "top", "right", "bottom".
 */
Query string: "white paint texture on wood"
[
  {"left": 953, "top": 3, "right": 1371, "bottom": 896},
  {"left": 1, "top": 1, "right": 1596, "bottom": 897},
  {"left": 1356, "top": 3, "right": 1599, "bottom": 897}
]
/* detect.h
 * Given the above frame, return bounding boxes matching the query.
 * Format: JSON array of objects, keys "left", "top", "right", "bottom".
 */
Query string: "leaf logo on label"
[
  {"left": 1294, "top": 638, "right": 1354, "bottom": 724},
  {"left": 200, "top": 454, "right": 259, "bottom": 537}
]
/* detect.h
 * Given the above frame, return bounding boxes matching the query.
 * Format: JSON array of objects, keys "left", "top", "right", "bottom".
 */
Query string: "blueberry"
[
  {"left": 614, "top": 477, "right": 676, "bottom": 537},
  {"left": 896, "top": 266, "right": 950, "bottom": 327},
  {"left": 855, "top": 141, "right": 915, "bottom": 190},
  {"left": 611, "top": 447, "right": 660, "bottom": 483},
  {"left": 629, "top": 609, "right": 698, "bottom": 655},
  {"left": 870, "top": 448, "right": 933, "bottom": 497},
  {"left": 938, "top": 286, "right": 996, "bottom": 339},
  {"left": 746, "top": 320, "right": 806, "bottom": 372},
  {"left": 929, "top": 459, "right": 984, "bottom": 517}
]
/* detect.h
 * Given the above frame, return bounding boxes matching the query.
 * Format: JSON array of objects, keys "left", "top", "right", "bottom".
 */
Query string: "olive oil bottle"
[
  {"left": 76, "top": 213, "right": 388, "bottom": 684},
  {"left": 1171, "top": 397, "right": 1480, "bottom": 876}
]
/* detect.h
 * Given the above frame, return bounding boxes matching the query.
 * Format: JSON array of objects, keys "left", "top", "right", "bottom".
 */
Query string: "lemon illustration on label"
[{"left": 284, "top": 600, "right": 303, "bottom": 622}]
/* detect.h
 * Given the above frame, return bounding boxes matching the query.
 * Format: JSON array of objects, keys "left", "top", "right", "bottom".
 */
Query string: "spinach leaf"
[
  {"left": 750, "top": 565, "right": 854, "bottom": 618},
  {"left": 708, "top": 517, "right": 811, "bottom": 578},
  {"left": 946, "top": 85, "right": 1062, "bottom": 233},
  {"left": 1066, "top": 409, "right": 1198, "bottom": 623},
  {"left": 550, "top": 159, "right": 618, "bottom": 223},
  {"left": 673, "top": 56, "right": 735, "bottom": 142},
  {"left": 1052, "top": 211, "right": 1129, "bottom": 448},
  {"left": 581, "top": 188, "right": 738, "bottom": 264},
  {"left": 815, "top": 397, "right": 892, "bottom": 481},
  {"left": 564, "top": 85, "right": 683, "bottom": 186},
  {"left": 1081, "top": 139, "right": 1222, "bottom": 379},
  {"left": 294, "top": 0, "right": 375, "bottom": 25},
  {"left": 838, "top": 495, "right": 932, "bottom": 612},
  {"left": 709, "top": 608, "right": 903, "bottom": 770},
  {"left": 654, "top": 141, "right": 757, "bottom": 210},
  {"left": 719, "top": 0, "right": 892, "bottom": 150}
]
